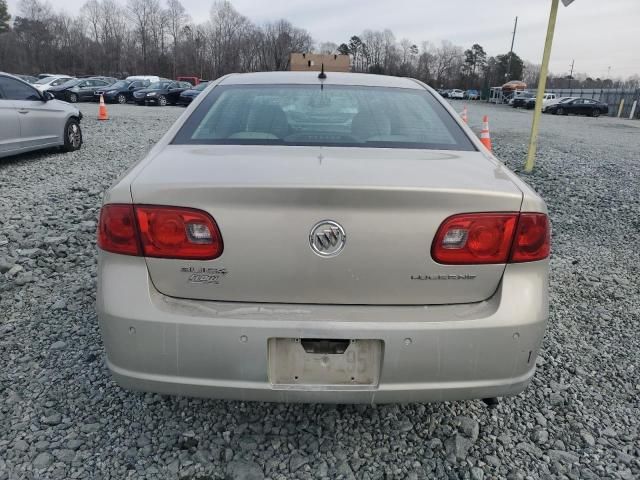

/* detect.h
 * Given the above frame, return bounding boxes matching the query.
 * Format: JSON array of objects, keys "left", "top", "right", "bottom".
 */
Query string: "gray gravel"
[{"left": 1, "top": 102, "right": 639, "bottom": 479}]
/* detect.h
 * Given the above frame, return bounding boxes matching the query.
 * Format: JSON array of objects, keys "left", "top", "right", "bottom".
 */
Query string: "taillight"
[
  {"left": 510, "top": 213, "right": 550, "bottom": 263},
  {"left": 432, "top": 213, "right": 519, "bottom": 264},
  {"left": 97, "top": 204, "right": 223, "bottom": 260},
  {"left": 432, "top": 212, "right": 550, "bottom": 264},
  {"left": 97, "top": 204, "right": 141, "bottom": 256},
  {"left": 135, "top": 206, "right": 223, "bottom": 259}
]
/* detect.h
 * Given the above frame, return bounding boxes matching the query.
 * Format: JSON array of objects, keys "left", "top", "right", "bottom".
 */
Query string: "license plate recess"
[{"left": 268, "top": 338, "right": 382, "bottom": 387}]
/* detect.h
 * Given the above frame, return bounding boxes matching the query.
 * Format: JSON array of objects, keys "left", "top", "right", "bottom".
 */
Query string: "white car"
[
  {"left": 125, "top": 75, "right": 162, "bottom": 84},
  {"left": 0, "top": 72, "right": 83, "bottom": 158},
  {"left": 33, "top": 75, "right": 74, "bottom": 92},
  {"left": 448, "top": 89, "right": 465, "bottom": 99},
  {"left": 507, "top": 90, "right": 530, "bottom": 106},
  {"left": 97, "top": 71, "right": 550, "bottom": 404}
]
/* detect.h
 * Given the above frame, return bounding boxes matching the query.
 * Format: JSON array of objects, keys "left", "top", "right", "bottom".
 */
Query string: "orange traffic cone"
[
  {"left": 460, "top": 105, "right": 468, "bottom": 124},
  {"left": 98, "top": 94, "right": 109, "bottom": 121},
  {"left": 479, "top": 115, "right": 492, "bottom": 151}
]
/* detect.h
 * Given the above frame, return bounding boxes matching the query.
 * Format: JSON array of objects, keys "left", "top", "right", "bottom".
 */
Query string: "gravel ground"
[{"left": 1, "top": 101, "right": 639, "bottom": 480}]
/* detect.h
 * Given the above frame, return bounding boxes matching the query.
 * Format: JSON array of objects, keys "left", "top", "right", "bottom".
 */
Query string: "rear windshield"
[{"left": 172, "top": 84, "right": 475, "bottom": 150}]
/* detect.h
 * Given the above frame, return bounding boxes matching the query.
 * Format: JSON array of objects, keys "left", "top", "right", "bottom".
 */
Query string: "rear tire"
[
  {"left": 61, "top": 118, "right": 82, "bottom": 152},
  {"left": 158, "top": 95, "right": 167, "bottom": 106},
  {"left": 557, "top": 107, "right": 565, "bottom": 116},
  {"left": 592, "top": 109, "right": 601, "bottom": 117},
  {"left": 68, "top": 93, "right": 78, "bottom": 103},
  {"left": 117, "top": 94, "right": 127, "bottom": 104}
]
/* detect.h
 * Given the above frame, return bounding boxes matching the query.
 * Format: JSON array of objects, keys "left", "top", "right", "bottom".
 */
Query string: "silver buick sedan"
[{"left": 97, "top": 72, "right": 550, "bottom": 404}]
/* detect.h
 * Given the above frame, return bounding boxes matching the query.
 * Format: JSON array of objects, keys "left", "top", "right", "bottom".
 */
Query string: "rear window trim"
[{"left": 171, "top": 83, "right": 477, "bottom": 152}]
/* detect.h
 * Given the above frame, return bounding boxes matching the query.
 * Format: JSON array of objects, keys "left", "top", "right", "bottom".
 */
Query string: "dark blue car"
[
  {"left": 94, "top": 79, "right": 150, "bottom": 104},
  {"left": 178, "top": 81, "right": 210, "bottom": 106}
]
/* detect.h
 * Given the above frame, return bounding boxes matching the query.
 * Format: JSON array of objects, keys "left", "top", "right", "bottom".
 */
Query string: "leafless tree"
[{"left": 1, "top": 0, "right": 635, "bottom": 91}]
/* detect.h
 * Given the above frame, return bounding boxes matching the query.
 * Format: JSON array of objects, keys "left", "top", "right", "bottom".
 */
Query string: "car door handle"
[{"left": 17, "top": 109, "right": 29, "bottom": 114}]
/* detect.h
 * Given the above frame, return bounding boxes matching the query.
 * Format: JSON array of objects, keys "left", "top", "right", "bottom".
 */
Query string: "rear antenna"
[{"left": 318, "top": 63, "right": 326, "bottom": 80}]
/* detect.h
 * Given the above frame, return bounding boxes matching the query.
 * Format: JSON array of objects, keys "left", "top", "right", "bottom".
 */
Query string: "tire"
[
  {"left": 61, "top": 118, "right": 82, "bottom": 152},
  {"left": 117, "top": 94, "right": 127, "bottom": 104},
  {"left": 557, "top": 107, "right": 565, "bottom": 115},
  {"left": 68, "top": 93, "right": 78, "bottom": 103},
  {"left": 592, "top": 109, "right": 601, "bottom": 117},
  {"left": 158, "top": 95, "right": 167, "bottom": 106}
]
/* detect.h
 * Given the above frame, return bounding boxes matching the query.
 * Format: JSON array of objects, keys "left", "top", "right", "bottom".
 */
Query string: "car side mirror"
[{"left": 42, "top": 91, "right": 54, "bottom": 102}]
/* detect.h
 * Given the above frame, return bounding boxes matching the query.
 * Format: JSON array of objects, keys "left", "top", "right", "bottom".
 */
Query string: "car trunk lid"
[{"left": 131, "top": 145, "right": 523, "bottom": 305}]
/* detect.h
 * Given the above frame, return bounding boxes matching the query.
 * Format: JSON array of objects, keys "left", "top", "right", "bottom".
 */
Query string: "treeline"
[
  {"left": 1, "top": 0, "right": 638, "bottom": 90},
  {"left": 327, "top": 36, "right": 523, "bottom": 90},
  {"left": 0, "top": 0, "right": 313, "bottom": 79},
  {"left": 327, "top": 34, "right": 639, "bottom": 90}
]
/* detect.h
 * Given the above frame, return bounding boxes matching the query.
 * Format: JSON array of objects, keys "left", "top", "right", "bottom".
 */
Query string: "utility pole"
[
  {"left": 568, "top": 59, "right": 574, "bottom": 89},
  {"left": 506, "top": 16, "right": 518, "bottom": 81}
]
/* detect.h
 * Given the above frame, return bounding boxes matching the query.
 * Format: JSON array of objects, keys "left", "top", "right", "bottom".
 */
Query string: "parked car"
[
  {"left": 507, "top": 90, "right": 531, "bottom": 106},
  {"left": 87, "top": 75, "right": 118, "bottom": 85},
  {"left": 0, "top": 72, "right": 83, "bottom": 158},
  {"left": 33, "top": 75, "right": 74, "bottom": 92},
  {"left": 542, "top": 96, "right": 576, "bottom": 112},
  {"left": 97, "top": 71, "right": 550, "bottom": 404},
  {"left": 464, "top": 89, "right": 480, "bottom": 100},
  {"left": 94, "top": 79, "right": 149, "bottom": 104},
  {"left": 448, "top": 89, "right": 465, "bottom": 99},
  {"left": 126, "top": 75, "right": 163, "bottom": 84},
  {"left": 521, "top": 93, "right": 557, "bottom": 110},
  {"left": 178, "top": 81, "right": 210, "bottom": 105},
  {"left": 438, "top": 89, "right": 450, "bottom": 98},
  {"left": 133, "top": 80, "right": 192, "bottom": 106},
  {"left": 48, "top": 78, "right": 113, "bottom": 103},
  {"left": 512, "top": 92, "right": 536, "bottom": 108},
  {"left": 15, "top": 74, "right": 38, "bottom": 84},
  {"left": 177, "top": 76, "right": 204, "bottom": 86},
  {"left": 546, "top": 98, "right": 609, "bottom": 117}
]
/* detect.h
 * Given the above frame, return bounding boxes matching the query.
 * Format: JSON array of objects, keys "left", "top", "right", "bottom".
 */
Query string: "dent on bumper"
[{"left": 97, "top": 253, "right": 549, "bottom": 403}]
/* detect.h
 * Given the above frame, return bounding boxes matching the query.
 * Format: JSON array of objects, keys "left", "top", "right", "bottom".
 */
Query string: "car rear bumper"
[{"left": 98, "top": 252, "right": 549, "bottom": 403}]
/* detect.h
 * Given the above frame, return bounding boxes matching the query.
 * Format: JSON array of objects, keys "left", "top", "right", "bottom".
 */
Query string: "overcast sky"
[{"left": 6, "top": 0, "right": 639, "bottom": 78}]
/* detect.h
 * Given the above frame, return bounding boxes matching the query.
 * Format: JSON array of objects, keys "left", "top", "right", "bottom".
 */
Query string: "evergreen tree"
[{"left": 0, "top": 0, "right": 11, "bottom": 33}]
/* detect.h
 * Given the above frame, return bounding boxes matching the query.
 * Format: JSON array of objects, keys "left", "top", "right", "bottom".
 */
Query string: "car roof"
[
  {"left": 219, "top": 71, "right": 423, "bottom": 89},
  {"left": 0, "top": 72, "right": 34, "bottom": 84}
]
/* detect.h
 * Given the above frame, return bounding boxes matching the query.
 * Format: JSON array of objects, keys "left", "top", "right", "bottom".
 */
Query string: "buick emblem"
[{"left": 309, "top": 220, "right": 346, "bottom": 257}]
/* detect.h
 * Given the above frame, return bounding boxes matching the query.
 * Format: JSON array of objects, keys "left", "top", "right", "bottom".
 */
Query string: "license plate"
[{"left": 268, "top": 338, "right": 382, "bottom": 387}]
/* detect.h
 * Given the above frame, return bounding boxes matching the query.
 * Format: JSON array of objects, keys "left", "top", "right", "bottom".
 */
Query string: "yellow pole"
[
  {"left": 617, "top": 99, "right": 625, "bottom": 118},
  {"left": 525, "top": 0, "right": 560, "bottom": 172}
]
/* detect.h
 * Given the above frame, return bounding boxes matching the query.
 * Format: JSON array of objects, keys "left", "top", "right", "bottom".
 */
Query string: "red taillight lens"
[
  {"left": 432, "top": 212, "right": 550, "bottom": 264},
  {"left": 432, "top": 213, "right": 518, "bottom": 264},
  {"left": 97, "top": 204, "right": 141, "bottom": 256},
  {"left": 98, "top": 204, "right": 223, "bottom": 260},
  {"left": 134, "top": 205, "right": 223, "bottom": 259},
  {"left": 510, "top": 213, "right": 550, "bottom": 263}
]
